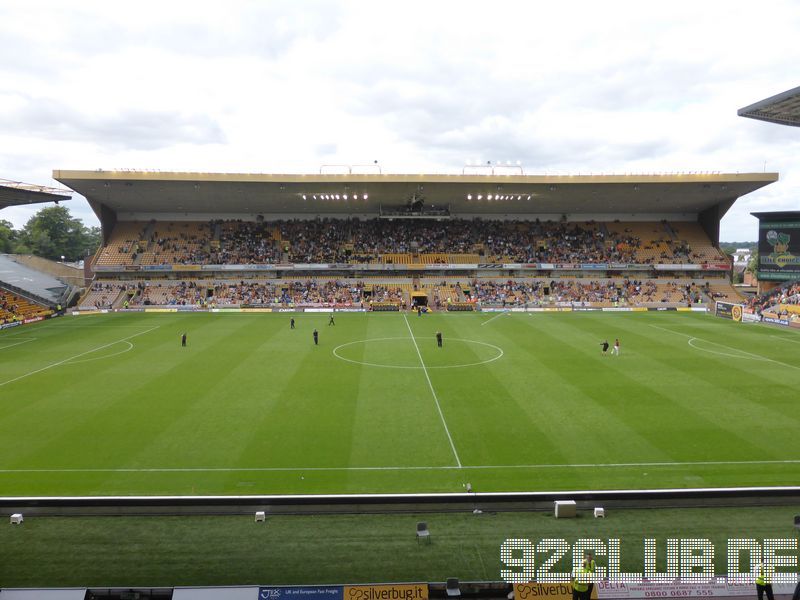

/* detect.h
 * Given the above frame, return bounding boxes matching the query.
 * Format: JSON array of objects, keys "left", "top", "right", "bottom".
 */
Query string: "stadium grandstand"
[
  {"left": 0, "top": 179, "right": 73, "bottom": 326},
  {"left": 738, "top": 85, "right": 800, "bottom": 127},
  {"left": 55, "top": 169, "right": 776, "bottom": 311},
  {"left": 735, "top": 88, "right": 800, "bottom": 328},
  {"left": 5, "top": 168, "right": 800, "bottom": 597},
  {"left": 0, "top": 177, "right": 71, "bottom": 210}
]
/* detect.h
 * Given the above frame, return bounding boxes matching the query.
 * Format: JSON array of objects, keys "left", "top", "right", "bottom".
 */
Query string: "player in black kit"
[
  {"left": 313, "top": 329, "right": 319, "bottom": 345},
  {"left": 600, "top": 339, "right": 609, "bottom": 354},
  {"left": 436, "top": 331, "right": 442, "bottom": 348}
]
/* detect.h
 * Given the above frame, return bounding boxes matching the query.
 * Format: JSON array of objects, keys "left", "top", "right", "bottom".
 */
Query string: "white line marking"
[
  {"left": 481, "top": 311, "right": 509, "bottom": 326},
  {"left": 332, "top": 337, "right": 503, "bottom": 369},
  {"left": 402, "top": 313, "right": 462, "bottom": 468},
  {"left": 1, "top": 458, "right": 799, "bottom": 474},
  {"left": 650, "top": 324, "right": 800, "bottom": 372},
  {"left": 0, "top": 337, "right": 36, "bottom": 351},
  {"left": 771, "top": 335, "right": 800, "bottom": 345},
  {"left": 64, "top": 341, "right": 135, "bottom": 365},
  {"left": 687, "top": 338, "right": 770, "bottom": 362},
  {"left": 0, "top": 327, "right": 41, "bottom": 339},
  {"left": 0, "top": 327, "right": 159, "bottom": 388},
  {"left": 46, "top": 325, "right": 159, "bottom": 328}
]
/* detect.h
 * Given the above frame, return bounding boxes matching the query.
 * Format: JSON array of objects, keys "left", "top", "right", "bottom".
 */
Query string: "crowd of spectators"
[
  {"left": 744, "top": 281, "right": 800, "bottom": 314},
  {"left": 89, "top": 276, "right": 735, "bottom": 309},
  {"left": 214, "top": 281, "right": 275, "bottom": 305},
  {"left": 0, "top": 292, "right": 22, "bottom": 323},
  {"left": 82, "top": 281, "right": 128, "bottom": 309},
  {"left": 280, "top": 220, "right": 349, "bottom": 263},
  {"left": 101, "top": 218, "right": 721, "bottom": 266},
  {"left": 1, "top": 291, "right": 50, "bottom": 323},
  {"left": 157, "top": 226, "right": 211, "bottom": 264},
  {"left": 347, "top": 219, "right": 477, "bottom": 257},
  {"left": 129, "top": 280, "right": 374, "bottom": 307},
  {"left": 467, "top": 279, "right": 704, "bottom": 306},
  {"left": 282, "top": 280, "right": 365, "bottom": 306},
  {"left": 119, "top": 278, "right": 412, "bottom": 307},
  {"left": 371, "top": 285, "right": 404, "bottom": 303},
  {"left": 660, "top": 281, "right": 703, "bottom": 304}
]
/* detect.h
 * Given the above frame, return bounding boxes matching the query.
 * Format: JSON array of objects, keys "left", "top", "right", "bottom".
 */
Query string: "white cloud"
[{"left": 1, "top": 0, "right": 799, "bottom": 240}]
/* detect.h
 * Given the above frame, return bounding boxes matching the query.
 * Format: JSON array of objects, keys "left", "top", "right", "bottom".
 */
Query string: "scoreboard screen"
[{"left": 758, "top": 218, "right": 800, "bottom": 280}]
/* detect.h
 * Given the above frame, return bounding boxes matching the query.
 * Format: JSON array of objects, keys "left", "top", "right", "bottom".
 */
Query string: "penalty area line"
[
  {"left": 0, "top": 337, "right": 36, "bottom": 351},
  {"left": 1, "top": 458, "right": 799, "bottom": 474},
  {"left": 771, "top": 335, "right": 800, "bottom": 345},
  {"left": 480, "top": 311, "right": 509, "bottom": 326},
  {"left": 0, "top": 326, "right": 160, "bottom": 388},
  {"left": 649, "top": 324, "right": 800, "bottom": 371}
]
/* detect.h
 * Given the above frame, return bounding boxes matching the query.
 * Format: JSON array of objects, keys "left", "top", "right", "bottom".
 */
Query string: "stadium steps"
[
  {"left": 705, "top": 283, "right": 745, "bottom": 303},
  {"left": 142, "top": 221, "right": 156, "bottom": 242},
  {"left": 670, "top": 222, "right": 727, "bottom": 263},
  {"left": 94, "top": 221, "right": 144, "bottom": 267},
  {"left": 77, "top": 286, "right": 124, "bottom": 310},
  {"left": 76, "top": 287, "right": 95, "bottom": 308},
  {"left": 112, "top": 288, "right": 132, "bottom": 308}
]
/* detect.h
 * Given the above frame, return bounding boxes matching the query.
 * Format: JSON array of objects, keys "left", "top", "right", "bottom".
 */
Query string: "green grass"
[
  {"left": 1, "top": 311, "right": 799, "bottom": 496},
  {"left": 1, "top": 506, "right": 799, "bottom": 587}
]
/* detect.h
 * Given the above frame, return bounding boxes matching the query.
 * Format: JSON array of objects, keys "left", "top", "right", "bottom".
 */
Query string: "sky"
[{"left": 1, "top": 0, "right": 798, "bottom": 241}]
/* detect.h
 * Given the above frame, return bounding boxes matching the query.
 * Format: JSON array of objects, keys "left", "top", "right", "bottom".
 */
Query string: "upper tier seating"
[
  {"left": 670, "top": 222, "right": 728, "bottom": 263},
  {"left": 93, "top": 219, "right": 726, "bottom": 267}
]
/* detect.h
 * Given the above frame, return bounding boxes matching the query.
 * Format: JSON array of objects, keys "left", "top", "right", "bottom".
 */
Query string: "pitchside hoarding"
[
  {"left": 758, "top": 219, "right": 800, "bottom": 281},
  {"left": 715, "top": 302, "right": 743, "bottom": 322},
  {"left": 258, "top": 586, "right": 428, "bottom": 600}
]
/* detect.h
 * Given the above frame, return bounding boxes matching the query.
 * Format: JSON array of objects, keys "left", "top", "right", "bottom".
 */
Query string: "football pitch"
[{"left": 1, "top": 310, "right": 799, "bottom": 497}]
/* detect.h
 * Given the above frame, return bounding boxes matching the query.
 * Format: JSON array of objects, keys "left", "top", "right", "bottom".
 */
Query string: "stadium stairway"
[{"left": 664, "top": 221, "right": 679, "bottom": 240}]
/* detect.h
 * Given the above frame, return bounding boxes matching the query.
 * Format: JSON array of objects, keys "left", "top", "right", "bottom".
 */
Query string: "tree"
[
  {"left": 746, "top": 251, "right": 759, "bottom": 274},
  {"left": 84, "top": 226, "right": 102, "bottom": 258},
  {"left": 0, "top": 219, "right": 16, "bottom": 253},
  {"left": 17, "top": 206, "right": 100, "bottom": 261}
]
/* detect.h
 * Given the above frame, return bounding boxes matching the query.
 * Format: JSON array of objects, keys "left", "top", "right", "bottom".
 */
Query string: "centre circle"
[{"left": 332, "top": 337, "right": 504, "bottom": 369}]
